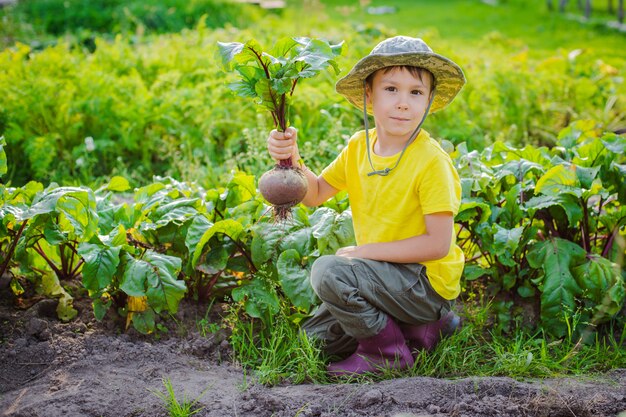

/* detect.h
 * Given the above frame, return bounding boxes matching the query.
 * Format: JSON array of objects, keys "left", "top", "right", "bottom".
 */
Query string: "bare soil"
[{"left": 1, "top": 291, "right": 625, "bottom": 417}]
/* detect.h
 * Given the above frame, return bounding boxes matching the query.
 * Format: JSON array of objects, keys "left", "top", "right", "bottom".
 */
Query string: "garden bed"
[{"left": 1, "top": 293, "right": 624, "bottom": 417}]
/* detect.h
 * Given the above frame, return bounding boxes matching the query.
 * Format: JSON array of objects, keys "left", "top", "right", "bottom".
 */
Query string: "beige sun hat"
[{"left": 336, "top": 36, "right": 466, "bottom": 114}]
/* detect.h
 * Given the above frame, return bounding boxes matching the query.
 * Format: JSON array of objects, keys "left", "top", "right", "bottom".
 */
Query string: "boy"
[{"left": 267, "top": 36, "right": 466, "bottom": 376}]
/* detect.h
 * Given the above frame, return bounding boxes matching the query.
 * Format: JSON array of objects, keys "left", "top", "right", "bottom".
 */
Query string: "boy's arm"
[
  {"left": 336, "top": 212, "right": 454, "bottom": 263},
  {"left": 299, "top": 165, "right": 340, "bottom": 207},
  {"left": 267, "top": 127, "right": 339, "bottom": 207}
]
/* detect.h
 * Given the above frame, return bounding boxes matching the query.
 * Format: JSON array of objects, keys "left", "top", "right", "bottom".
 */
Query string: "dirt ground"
[{"left": 1, "top": 292, "right": 625, "bottom": 417}]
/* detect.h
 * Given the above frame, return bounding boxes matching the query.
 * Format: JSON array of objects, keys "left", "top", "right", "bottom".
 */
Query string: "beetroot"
[
  {"left": 218, "top": 37, "right": 341, "bottom": 220},
  {"left": 259, "top": 165, "right": 308, "bottom": 220}
]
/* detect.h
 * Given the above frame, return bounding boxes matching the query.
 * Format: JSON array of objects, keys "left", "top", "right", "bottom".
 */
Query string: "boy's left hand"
[{"left": 336, "top": 246, "right": 362, "bottom": 258}]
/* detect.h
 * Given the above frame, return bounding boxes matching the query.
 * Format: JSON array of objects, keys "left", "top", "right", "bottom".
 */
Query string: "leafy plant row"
[
  {"left": 0, "top": 134, "right": 354, "bottom": 333},
  {"left": 2, "top": 0, "right": 262, "bottom": 39},
  {"left": 1, "top": 120, "right": 625, "bottom": 337},
  {"left": 1, "top": 17, "right": 624, "bottom": 187},
  {"left": 456, "top": 120, "right": 626, "bottom": 337}
]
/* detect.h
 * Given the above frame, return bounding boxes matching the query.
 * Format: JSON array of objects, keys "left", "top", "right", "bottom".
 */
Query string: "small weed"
[
  {"left": 197, "top": 319, "right": 220, "bottom": 337},
  {"left": 196, "top": 299, "right": 221, "bottom": 338},
  {"left": 237, "top": 368, "right": 254, "bottom": 392},
  {"left": 150, "top": 377, "right": 208, "bottom": 417}
]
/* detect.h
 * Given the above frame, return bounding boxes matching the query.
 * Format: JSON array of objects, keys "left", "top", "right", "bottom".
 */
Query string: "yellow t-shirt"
[{"left": 321, "top": 128, "right": 464, "bottom": 300}]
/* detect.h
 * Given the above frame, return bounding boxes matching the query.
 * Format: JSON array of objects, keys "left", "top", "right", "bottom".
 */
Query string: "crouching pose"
[{"left": 267, "top": 36, "right": 465, "bottom": 376}]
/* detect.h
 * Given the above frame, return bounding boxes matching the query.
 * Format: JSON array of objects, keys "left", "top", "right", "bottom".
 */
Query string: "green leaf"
[
  {"left": 225, "top": 172, "right": 256, "bottom": 207},
  {"left": 462, "top": 264, "right": 494, "bottom": 281},
  {"left": 311, "top": 207, "right": 355, "bottom": 255},
  {"left": 100, "top": 224, "right": 128, "bottom": 247},
  {"left": 556, "top": 120, "right": 597, "bottom": 149},
  {"left": 143, "top": 251, "right": 185, "bottom": 314},
  {"left": 104, "top": 176, "right": 131, "bottom": 192},
  {"left": 184, "top": 214, "right": 213, "bottom": 258},
  {"left": 457, "top": 199, "right": 492, "bottom": 224},
  {"left": 217, "top": 41, "right": 245, "bottom": 67},
  {"left": 601, "top": 132, "right": 626, "bottom": 155},
  {"left": 277, "top": 249, "right": 317, "bottom": 312},
  {"left": 231, "top": 276, "right": 280, "bottom": 319},
  {"left": 491, "top": 141, "right": 552, "bottom": 165},
  {"left": 43, "top": 220, "right": 67, "bottom": 245},
  {"left": 40, "top": 272, "right": 78, "bottom": 321},
  {"left": 10, "top": 277, "right": 24, "bottom": 296},
  {"left": 132, "top": 309, "right": 156, "bottom": 335},
  {"left": 572, "top": 255, "right": 625, "bottom": 319},
  {"left": 493, "top": 224, "right": 524, "bottom": 254},
  {"left": 269, "top": 37, "right": 299, "bottom": 59},
  {"left": 535, "top": 165, "right": 581, "bottom": 197},
  {"left": 279, "top": 227, "right": 314, "bottom": 257},
  {"left": 92, "top": 297, "right": 112, "bottom": 321},
  {"left": 492, "top": 159, "right": 544, "bottom": 182},
  {"left": 524, "top": 194, "right": 583, "bottom": 226},
  {"left": 573, "top": 165, "right": 601, "bottom": 189},
  {"left": 574, "top": 139, "right": 606, "bottom": 167},
  {"left": 78, "top": 243, "right": 121, "bottom": 292},
  {"left": 527, "top": 238, "right": 587, "bottom": 337},
  {"left": 517, "top": 284, "right": 535, "bottom": 298},
  {"left": 218, "top": 40, "right": 267, "bottom": 69},
  {"left": 134, "top": 182, "right": 166, "bottom": 204},
  {"left": 197, "top": 245, "right": 230, "bottom": 275},
  {"left": 120, "top": 253, "right": 150, "bottom": 297},
  {"left": 28, "top": 186, "right": 98, "bottom": 240},
  {"left": 293, "top": 38, "right": 343, "bottom": 77},
  {"left": 191, "top": 219, "right": 244, "bottom": 267},
  {"left": 153, "top": 198, "right": 200, "bottom": 227},
  {"left": 251, "top": 222, "right": 284, "bottom": 267},
  {"left": 119, "top": 251, "right": 185, "bottom": 314},
  {"left": 230, "top": 65, "right": 265, "bottom": 98}
]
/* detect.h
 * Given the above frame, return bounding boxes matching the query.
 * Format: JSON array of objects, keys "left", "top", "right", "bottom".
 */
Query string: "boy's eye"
[
  {"left": 412, "top": 90, "right": 424, "bottom": 95},
  {"left": 384, "top": 86, "right": 397, "bottom": 92}
]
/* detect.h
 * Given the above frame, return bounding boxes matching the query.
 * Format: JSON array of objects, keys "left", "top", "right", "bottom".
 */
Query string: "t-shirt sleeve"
[
  {"left": 321, "top": 143, "right": 350, "bottom": 191},
  {"left": 418, "top": 152, "right": 462, "bottom": 215}
]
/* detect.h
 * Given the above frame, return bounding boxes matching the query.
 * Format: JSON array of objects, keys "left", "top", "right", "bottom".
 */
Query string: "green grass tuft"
[{"left": 150, "top": 377, "right": 208, "bottom": 417}]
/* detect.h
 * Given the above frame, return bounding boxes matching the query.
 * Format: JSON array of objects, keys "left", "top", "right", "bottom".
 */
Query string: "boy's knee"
[{"left": 310, "top": 255, "right": 347, "bottom": 295}]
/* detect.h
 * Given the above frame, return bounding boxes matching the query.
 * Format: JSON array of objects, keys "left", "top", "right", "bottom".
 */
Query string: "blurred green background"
[{"left": 1, "top": 0, "right": 625, "bottom": 187}]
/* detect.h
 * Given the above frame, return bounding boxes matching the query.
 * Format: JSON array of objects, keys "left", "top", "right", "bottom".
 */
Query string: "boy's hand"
[
  {"left": 336, "top": 246, "right": 362, "bottom": 258},
  {"left": 267, "top": 127, "right": 300, "bottom": 165}
]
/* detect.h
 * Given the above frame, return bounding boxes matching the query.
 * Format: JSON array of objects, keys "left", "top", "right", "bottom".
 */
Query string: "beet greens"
[{"left": 217, "top": 37, "right": 343, "bottom": 168}]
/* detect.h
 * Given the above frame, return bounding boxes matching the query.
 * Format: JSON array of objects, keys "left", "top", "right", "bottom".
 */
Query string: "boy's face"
[{"left": 365, "top": 67, "right": 433, "bottom": 142}]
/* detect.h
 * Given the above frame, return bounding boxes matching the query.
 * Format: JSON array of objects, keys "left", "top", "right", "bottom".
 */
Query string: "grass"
[
  {"left": 150, "top": 377, "right": 210, "bottom": 417},
  {"left": 228, "top": 301, "right": 626, "bottom": 386},
  {"left": 229, "top": 305, "right": 329, "bottom": 386},
  {"left": 311, "top": 0, "right": 626, "bottom": 61}
]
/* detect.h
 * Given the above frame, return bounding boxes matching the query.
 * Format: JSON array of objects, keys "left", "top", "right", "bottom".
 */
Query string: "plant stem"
[
  {"left": 580, "top": 197, "right": 590, "bottom": 253},
  {"left": 60, "top": 243, "right": 69, "bottom": 279},
  {"left": 593, "top": 196, "right": 603, "bottom": 249},
  {"left": 601, "top": 218, "right": 625, "bottom": 258},
  {"left": 70, "top": 259, "right": 85, "bottom": 280},
  {"left": 33, "top": 241, "right": 64, "bottom": 279},
  {"left": 0, "top": 220, "right": 28, "bottom": 278},
  {"left": 231, "top": 240, "right": 257, "bottom": 274}
]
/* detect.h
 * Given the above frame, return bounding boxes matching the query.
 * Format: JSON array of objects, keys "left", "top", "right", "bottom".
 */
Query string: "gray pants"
[{"left": 302, "top": 255, "right": 452, "bottom": 356}]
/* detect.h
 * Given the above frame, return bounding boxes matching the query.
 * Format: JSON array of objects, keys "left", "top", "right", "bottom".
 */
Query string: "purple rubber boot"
[
  {"left": 400, "top": 311, "right": 461, "bottom": 354},
  {"left": 327, "top": 316, "right": 414, "bottom": 377}
]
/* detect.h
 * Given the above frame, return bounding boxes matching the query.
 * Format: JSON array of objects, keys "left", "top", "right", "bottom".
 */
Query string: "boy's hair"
[{"left": 365, "top": 66, "right": 435, "bottom": 92}]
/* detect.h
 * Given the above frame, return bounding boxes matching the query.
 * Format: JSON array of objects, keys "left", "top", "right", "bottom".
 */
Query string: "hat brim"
[{"left": 335, "top": 52, "right": 466, "bottom": 114}]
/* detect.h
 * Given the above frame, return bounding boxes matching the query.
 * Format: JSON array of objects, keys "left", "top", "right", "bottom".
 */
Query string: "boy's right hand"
[{"left": 267, "top": 127, "right": 300, "bottom": 165}]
